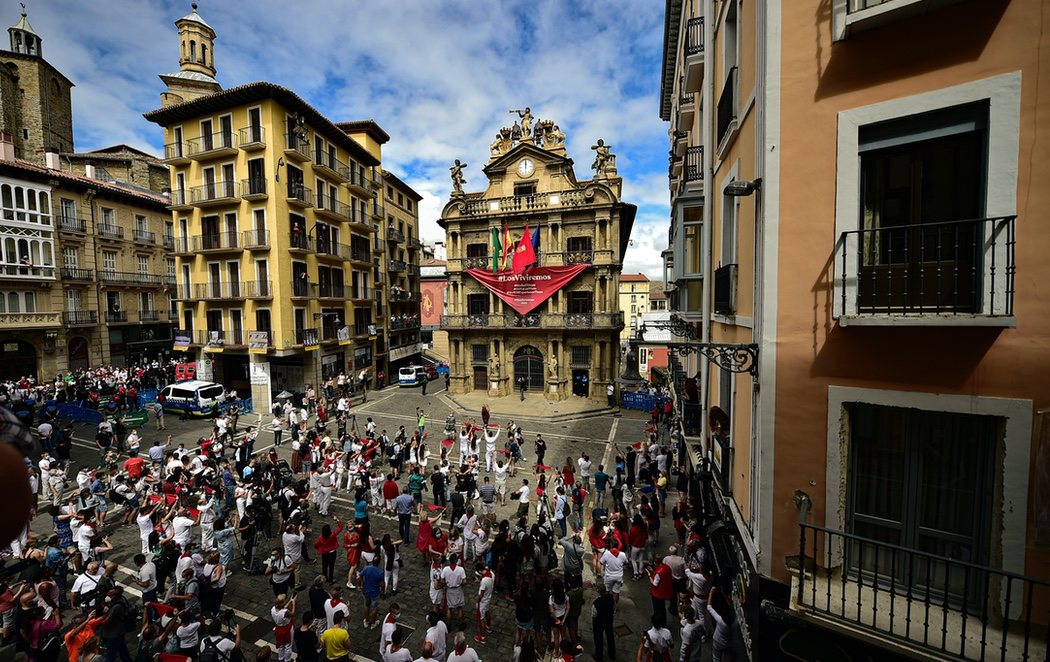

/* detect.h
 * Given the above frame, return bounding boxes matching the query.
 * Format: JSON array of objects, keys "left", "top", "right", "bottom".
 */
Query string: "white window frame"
[
  {"left": 834, "top": 72, "right": 1020, "bottom": 324},
  {"left": 825, "top": 385, "right": 1031, "bottom": 616},
  {"left": 831, "top": 0, "right": 970, "bottom": 42}
]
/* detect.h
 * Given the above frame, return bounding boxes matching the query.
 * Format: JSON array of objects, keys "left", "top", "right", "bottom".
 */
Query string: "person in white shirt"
[
  {"left": 316, "top": 466, "right": 334, "bottom": 516},
  {"left": 457, "top": 508, "right": 477, "bottom": 562},
  {"left": 577, "top": 453, "right": 592, "bottom": 489},
  {"left": 270, "top": 594, "right": 297, "bottom": 662},
  {"left": 446, "top": 633, "right": 481, "bottom": 662},
  {"left": 383, "top": 628, "right": 413, "bottom": 662},
  {"left": 679, "top": 605, "right": 703, "bottom": 662},
  {"left": 324, "top": 587, "right": 350, "bottom": 630},
  {"left": 638, "top": 615, "right": 674, "bottom": 662},
  {"left": 483, "top": 426, "right": 499, "bottom": 472},
  {"left": 493, "top": 460, "right": 508, "bottom": 506},
  {"left": 513, "top": 479, "right": 531, "bottom": 519},
  {"left": 424, "top": 611, "right": 448, "bottom": 662},
  {"left": 380, "top": 605, "right": 401, "bottom": 659},
  {"left": 172, "top": 508, "right": 198, "bottom": 550},
  {"left": 199, "top": 496, "right": 217, "bottom": 550},
  {"left": 37, "top": 454, "right": 51, "bottom": 502},
  {"left": 474, "top": 563, "right": 494, "bottom": 643},
  {"left": 600, "top": 544, "right": 629, "bottom": 602},
  {"left": 69, "top": 562, "right": 102, "bottom": 608},
  {"left": 440, "top": 555, "right": 467, "bottom": 628}
]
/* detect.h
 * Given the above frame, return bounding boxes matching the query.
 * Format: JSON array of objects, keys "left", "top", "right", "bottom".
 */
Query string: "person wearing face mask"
[{"left": 265, "top": 547, "right": 295, "bottom": 597}]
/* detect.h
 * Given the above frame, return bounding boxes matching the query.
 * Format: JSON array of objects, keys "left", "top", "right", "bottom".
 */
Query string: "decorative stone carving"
[
  {"left": 510, "top": 107, "right": 533, "bottom": 139},
  {"left": 591, "top": 139, "right": 615, "bottom": 176}
]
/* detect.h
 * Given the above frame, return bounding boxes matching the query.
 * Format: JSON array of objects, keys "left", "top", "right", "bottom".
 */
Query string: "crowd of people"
[{"left": 0, "top": 371, "right": 734, "bottom": 662}]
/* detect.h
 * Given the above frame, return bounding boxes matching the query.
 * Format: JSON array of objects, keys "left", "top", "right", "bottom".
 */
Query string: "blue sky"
[{"left": 20, "top": 0, "right": 671, "bottom": 276}]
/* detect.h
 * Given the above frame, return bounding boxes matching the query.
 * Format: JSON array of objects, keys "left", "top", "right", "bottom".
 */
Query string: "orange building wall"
[{"left": 771, "top": 0, "right": 1050, "bottom": 584}]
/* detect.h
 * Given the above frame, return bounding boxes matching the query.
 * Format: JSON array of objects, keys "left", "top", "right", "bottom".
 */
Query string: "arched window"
[
  {"left": 189, "top": 40, "right": 196, "bottom": 63},
  {"left": 3, "top": 239, "right": 14, "bottom": 263},
  {"left": 17, "top": 239, "right": 28, "bottom": 262},
  {"left": 0, "top": 294, "right": 5, "bottom": 313},
  {"left": 200, "top": 44, "right": 207, "bottom": 65}
]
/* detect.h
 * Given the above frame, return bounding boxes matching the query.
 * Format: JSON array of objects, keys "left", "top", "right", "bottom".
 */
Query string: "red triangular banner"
[{"left": 467, "top": 265, "right": 588, "bottom": 315}]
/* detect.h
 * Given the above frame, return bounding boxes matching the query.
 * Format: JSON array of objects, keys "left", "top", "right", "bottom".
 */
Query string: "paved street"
[{"left": 17, "top": 385, "right": 694, "bottom": 662}]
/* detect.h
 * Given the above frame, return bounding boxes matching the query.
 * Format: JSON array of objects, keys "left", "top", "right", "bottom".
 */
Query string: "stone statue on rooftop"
[
  {"left": 510, "top": 107, "right": 533, "bottom": 139},
  {"left": 591, "top": 139, "right": 614, "bottom": 175},
  {"left": 450, "top": 159, "right": 467, "bottom": 196}
]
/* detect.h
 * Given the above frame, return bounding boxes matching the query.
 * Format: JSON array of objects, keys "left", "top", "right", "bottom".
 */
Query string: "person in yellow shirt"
[{"left": 320, "top": 611, "right": 352, "bottom": 662}]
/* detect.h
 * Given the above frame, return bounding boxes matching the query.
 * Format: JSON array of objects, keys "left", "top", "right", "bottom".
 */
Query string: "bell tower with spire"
[
  {"left": 9, "top": 3, "right": 40, "bottom": 56},
  {"left": 159, "top": 3, "right": 221, "bottom": 108}
]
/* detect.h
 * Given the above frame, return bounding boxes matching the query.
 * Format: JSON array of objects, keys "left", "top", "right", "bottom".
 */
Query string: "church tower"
[
  {"left": 8, "top": 5, "right": 40, "bottom": 56},
  {"left": 159, "top": 3, "right": 221, "bottom": 108}
]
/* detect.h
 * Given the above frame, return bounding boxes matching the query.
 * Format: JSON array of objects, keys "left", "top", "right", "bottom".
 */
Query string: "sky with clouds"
[{"left": 20, "top": 0, "right": 671, "bottom": 277}]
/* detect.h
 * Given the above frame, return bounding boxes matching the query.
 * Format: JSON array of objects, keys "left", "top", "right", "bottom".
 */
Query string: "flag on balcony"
[
  {"left": 490, "top": 227, "right": 501, "bottom": 273},
  {"left": 531, "top": 224, "right": 540, "bottom": 254},
  {"left": 500, "top": 224, "right": 514, "bottom": 271},
  {"left": 512, "top": 223, "right": 538, "bottom": 274}
]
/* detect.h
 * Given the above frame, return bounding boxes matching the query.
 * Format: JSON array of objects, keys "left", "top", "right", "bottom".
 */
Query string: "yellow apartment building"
[
  {"left": 144, "top": 6, "right": 423, "bottom": 403},
  {"left": 617, "top": 273, "right": 649, "bottom": 342}
]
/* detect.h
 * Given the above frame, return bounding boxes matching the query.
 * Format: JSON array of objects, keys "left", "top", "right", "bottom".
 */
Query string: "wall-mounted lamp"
[
  {"left": 275, "top": 157, "right": 285, "bottom": 182},
  {"left": 724, "top": 178, "right": 762, "bottom": 197}
]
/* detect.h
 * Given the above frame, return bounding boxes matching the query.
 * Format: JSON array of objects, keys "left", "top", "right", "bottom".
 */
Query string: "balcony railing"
[
  {"left": 163, "top": 234, "right": 175, "bottom": 250},
  {"left": 386, "top": 227, "right": 405, "bottom": 243},
  {"left": 194, "top": 282, "right": 244, "bottom": 299},
  {"left": 440, "top": 311, "right": 624, "bottom": 330},
  {"left": 104, "top": 311, "right": 128, "bottom": 323},
  {"left": 133, "top": 229, "right": 156, "bottom": 245},
  {"left": 187, "top": 131, "right": 236, "bottom": 156},
  {"left": 62, "top": 310, "right": 97, "bottom": 325},
  {"left": 449, "top": 249, "right": 615, "bottom": 271},
  {"left": 388, "top": 259, "right": 406, "bottom": 273},
  {"left": 717, "top": 66, "right": 738, "bottom": 147},
  {"left": 796, "top": 523, "right": 1049, "bottom": 662},
  {"left": 838, "top": 216, "right": 1017, "bottom": 319},
  {"left": 243, "top": 229, "right": 269, "bottom": 249},
  {"left": 244, "top": 280, "right": 272, "bottom": 298},
  {"left": 168, "top": 190, "right": 189, "bottom": 207},
  {"left": 56, "top": 215, "right": 86, "bottom": 233},
  {"left": 389, "top": 288, "right": 420, "bottom": 302},
  {"left": 0, "top": 263, "right": 56, "bottom": 278},
  {"left": 238, "top": 125, "right": 266, "bottom": 148},
  {"left": 318, "top": 282, "right": 346, "bottom": 298},
  {"left": 240, "top": 178, "right": 267, "bottom": 198},
  {"left": 349, "top": 246, "right": 372, "bottom": 263},
  {"left": 460, "top": 188, "right": 604, "bottom": 216},
  {"left": 173, "top": 285, "right": 193, "bottom": 300},
  {"left": 98, "top": 224, "right": 124, "bottom": 240},
  {"left": 190, "top": 181, "right": 238, "bottom": 204},
  {"left": 197, "top": 329, "right": 242, "bottom": 346},
  {"left": 714, "top": 264, "right": 737, "bottom": 316},
  {"left": 295, "top": 327, "right": 319, "bottom": 346},
  {"left": 291, "top": 279, "right": 313, "bottom": 297},
  {"left": 464, "top": 255, "right": 489, "bottom": 270},
  {"left": 172, "top": 237, "right": 192, "bottom": 253},
  {"left": 192, "top": 231, "right": 240, "bottom": 252},
  {"left": 98, "top": 271, "right": 164, "bottom": 286},
  {"left": 685, "top": 16, "right": 704, "bottom": 55},
  {"left": 286, "top": 184, "right": 314, "bottom": 207},
  {"left": 389, "top": 316, "right": 421, "bottom": 330},
  {"left": 163, "top": 142, "right": 188, "bottom": 161},
  {"left": 289, "top": 233, "right": 314, "bottom": 252},
  {"left": 684, "top": 145, "right": 703, "bottom": 182},
  {"left": 316, "top": 192, "right": 352, "bottom": 220},
  {"left": 60, "top": 267, "right": 93, "bottom": 281},
  {"left": 284, "top": 133, "right": 311, "bottom": 161},
  {"left": 139, "top": 310, "right": 163, "bottom": 322}
]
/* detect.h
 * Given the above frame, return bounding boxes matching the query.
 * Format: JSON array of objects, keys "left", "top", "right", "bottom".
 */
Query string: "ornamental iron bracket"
[{"left": 638, "top": 314, "right": 759, "bottom": 377}]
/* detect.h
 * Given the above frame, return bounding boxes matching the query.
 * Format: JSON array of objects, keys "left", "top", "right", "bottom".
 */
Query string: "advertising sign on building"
[
  {"left": 248, "top": 331, "right": 270, "bottom": 355},
  {"left": 249, "top": 361, "right": 270, "bottom": 385},
  {"left": 173, "top": 332, "right": 191, "bottom": 352},
  {"left": 337, "top": 326, "right": 351, "bottom": 346},
  {"left": 302, "top": 329, "right": 320, "bottom": 352},
  {"left": 204, "top": 330, "right": 225, "bottom": 353},
  {"left": 466, "top": 265, "right": 588, "bottom": 314}
]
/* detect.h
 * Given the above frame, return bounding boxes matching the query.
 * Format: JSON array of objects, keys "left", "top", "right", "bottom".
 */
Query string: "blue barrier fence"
[
  {"left": 620, "top": 392, "right": 671, "bottom": 412},
  {"left": 38, "top": 394, "right": 253, "bottom": 428}
]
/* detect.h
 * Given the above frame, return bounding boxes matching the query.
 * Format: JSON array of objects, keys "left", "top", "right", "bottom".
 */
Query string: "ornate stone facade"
[{"left": 439, "top": 114, "right": 636, "bottom": 402}]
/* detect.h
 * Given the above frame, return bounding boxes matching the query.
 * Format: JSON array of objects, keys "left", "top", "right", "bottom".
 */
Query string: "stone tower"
[
  {"left": 159, "top": 3, "right": 221, "bottom": 108},
  {"left": 0, "top": 6, "right": 74, "bottom": 162}
]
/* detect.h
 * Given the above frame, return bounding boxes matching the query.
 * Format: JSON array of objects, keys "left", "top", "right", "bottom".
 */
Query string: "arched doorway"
[
  {"left": 514, "top": 345, "right": 544, "bottom": 391},
  {"left": 0, "top": 339, "right": 37, "bottom": 381},
  {"left": 68, "top": 336, "right": 89, "bottom": 372}
]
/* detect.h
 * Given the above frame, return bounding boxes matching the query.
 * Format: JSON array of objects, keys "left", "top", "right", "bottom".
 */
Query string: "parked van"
[
  {"left": 398, "top": 366, "right": 428, "bottom": 387},
  {"left": 157, "top": 380, "right": 226, "bottom": 416}
]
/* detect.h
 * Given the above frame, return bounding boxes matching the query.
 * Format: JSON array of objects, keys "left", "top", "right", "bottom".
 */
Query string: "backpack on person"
[
  {"left": 199, "top": 636, "right": 231, "bottom": 662},
  {"left": 561, "top": 496, "right": 571, "bottom": 518}
]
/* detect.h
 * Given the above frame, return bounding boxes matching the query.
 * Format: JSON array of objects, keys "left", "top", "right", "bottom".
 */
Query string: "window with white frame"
[
  {"left": 65, "top": 288, "right": 80, "bottom": 312},
  {"left": 137, "top": 256, "right": 150, "bottom": 277},
  {"left": 100, "top": 207, "right": 115, "bottom": 230},
  {"left": 834, "top": 73, "right": 1021, "bottom": 321},
  {"left": 140, "top": 291, "right": 154, "bottom": 313},
  {"left": 102, "top": 250, "right": 116, "bottom": 277},
  {"left": 63, "top": 246, "right": 77, "bottom": 268}
]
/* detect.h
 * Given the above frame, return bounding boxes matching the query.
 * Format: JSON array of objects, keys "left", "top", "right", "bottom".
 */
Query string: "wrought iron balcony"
[
  {"left": 685, "top": 16, "right": 704, "bottom": 55},
  {"left": 163, "top": 142, "right": 189, "bottom": 163},
  {"left": 98, "top": 271, "right": 164, "bottom": 286},
  {"left": 464, "top": 256, "right": 489, "bottom": 270},
  {"left": 133, "top": 229, "right": 156, "bottom": 245},
  {"left": 192, "top": 231, "right": 240, "bottom": 252},
  {"left": 389, "top": 315, "right": 421, "bottom": 330},
  {"left": 318, "top": 282, "right": 346, "bottom": 298},
  {"left": 168, "top": 190, "right": 190, "bottom": 208},
  {"left": 238, "top": 125, "right": 266, "bottom": 149},
  {"left": 284, "top": 133, "right": 311, "bottom": 162},
  {"left": 291, "top": 279, "right": 314, "bottom": 298},
  {"left": 139, "top": 310, "right": 164, "bottom": 322},
  {"left": 60, "top": 267, "right": 93, "bottom": 281},
  {"left": 190, "top": 181, "right": 238, "bottom": 205},
  {"left": 240, "top": 178, "right": 267, "bottom": 199},
  {"left": 286, "top": 184, "right": 314, "bottom": 208},
  {"left": 714, "top": 264, "right": 737, "bottom": 316},
  {"left": 98, "top": 224, "right": 124, "bottom": 240},
  {"left": 244, "top": 280, "right": 272, "bottom": 298},
  {"left": 717, "top": 66, "right": 738, "bottom": 148},
  {"left": 197, "top": 329, "right": 241, "bottom": 346},
  {"left": 288, "top": 233, "right": 314, "bottom": 253},
  {"left": 194, "top": 281, "right": 244, "bottom": 300},
  {"left": 187, "top": 131, "right": 237, "bottom": 158},
  {"left": 163, "top": 234, "right": 175, "bottom": 250},
  {"left": 795, "top": 523, "right": 1049, "bottom": 662},
  {"left": 173, "top": 285, "right": 193, "bottom": 300},
  {"left": 837, "top": 216, "right": 1016, "bottom": 320},
  {"left": 406, "top": 263, "right": 419, "bottom": 276},
  {"left": 386, "top": 227, "right": 405, "bottom": 243},
  {"left": 684, "top": 145, "right": 703, "bottom": 183},
  {"left": 56, "top": 215, "right": 86, "bottom": 233},
  {"left": 314, "top": 153, "right": 350, "bottom": 182},
  {"left": 440, "top": 311, "right": 623, "bottom": 330},
  {"left": 388, "top": 288, "right": 420, "bottom": 302},
  {"left": 349, "top": 246, "right": 372, "bottom": 263},
  {"left": 316, "top": 239, "right": 350, "bottom": 261},
  {"left": 243, "top": 229, "right": 269, "bottom": 249},
  {"left": 388, "top": 259, "right": 406, "bottom": 273},
  {"left": 315, "top": 192, "right": 352, "bottom": 221},
  {"left": 295, "top": 327, "right": 319, "bottom": 346},
  {"left": 104, "top": 311, "right": 128, "bottom": 323},
  {"left": 172, "top": 236, "right": 192, "bottom": 254},
  {"left": 62, "top": 310, "right": 97, "bottom": 325}
]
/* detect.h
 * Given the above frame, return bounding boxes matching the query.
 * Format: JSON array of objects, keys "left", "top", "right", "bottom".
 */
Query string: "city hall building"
[{"left": 439, "top": 115, "right": 636, "bottom": 401}]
